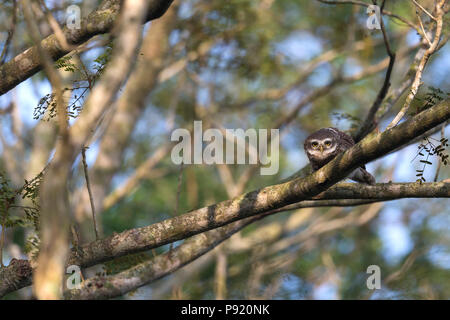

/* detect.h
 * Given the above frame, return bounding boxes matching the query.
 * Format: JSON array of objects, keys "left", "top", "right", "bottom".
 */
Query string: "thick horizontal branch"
[
  {"left": 1, "top": 99, "right": 449, "bottom": 298},
  {"left": 0, "top": 259, "right": 32, "bottom": 297},
  {"left": 313, "top": 182, "right": 450, "bottom": 200},
  {"left": 1, "top": 179, "right": 448, "bottom": 298},
  {"left": 64, "top": 217, "right": 258, "bottom": 299},
  {"left": 64, "top": 182, "right": 449, "bottom": 299},
  {"left": 64, "top": 98, "right": 450, "bottom": 269},
  {"left": 0, "top": 0, "right": 173, "bottom": 95},
  {"left": 268, "top": 182, "right": 450, "bottom": 214}
]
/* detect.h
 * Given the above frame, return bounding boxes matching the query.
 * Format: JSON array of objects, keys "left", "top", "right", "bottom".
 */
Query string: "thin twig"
[
  {"left": 412, "top": 0, "right": 437, "bottom": 21},
  {"left": 20, "top": 0, "right": 68, "bottom": 141},
  {"left": 174, "top": 162, "right": 184, "bottom": 217},
  {"left": 38, "top": 0, "right": 75, "bottom": 51},
  {"left": 0, "top": 0, "right": 17, "bottom": 65},
  {"left": 81, "top": 146, "right": 99, "bottom": 240},
  {"left": 355, "top": 0, "right": 396, "bottom": 142},
  {"left": 317, "top": 0, "right": 423, "bottom": 37},
  {"left": 386, "top": 0, "right": 445, "bottom": 129},
  {"left": 170, "top": 162, "right": 184, "bottom": 251},
  {"left": 102, "top": 143, "right": 174, "bottom": 211},
  {"left": 214, "top": 249, "right": 227, "bottom": 300},
  {"left": 416, "top": 10, "right": 432, "bottom": 46},
  {"left": 365, "top": 248, "right": 422, "bottom": 299}
]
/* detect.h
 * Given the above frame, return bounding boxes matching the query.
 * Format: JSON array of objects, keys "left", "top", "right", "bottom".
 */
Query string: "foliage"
[
  {"left": 410, "top": 87, "right": 450, "bottom": 183},
  {"left": 1, "top": 0, "right": 449, "bottom": 300},
  {"left": 414, "top": 136, "right": 449, "bottom": 183},
  {"left": 412, "top": 86, "right": 449, "bottom": 116},
  {"left": 33, "top": 46, "right": 113, "bottom": 122},
  {"left": 0, "top": 168, "right": 44, "bottom": 262}
]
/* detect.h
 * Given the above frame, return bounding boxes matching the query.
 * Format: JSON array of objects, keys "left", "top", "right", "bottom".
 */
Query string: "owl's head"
[{"left": 304, "top": 128, "right": 339, "bottom": 160}]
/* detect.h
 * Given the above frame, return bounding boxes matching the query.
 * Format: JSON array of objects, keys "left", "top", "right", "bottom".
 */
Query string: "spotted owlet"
[{"left": 304, "top": 127, "right": 375, "bottom": 184}]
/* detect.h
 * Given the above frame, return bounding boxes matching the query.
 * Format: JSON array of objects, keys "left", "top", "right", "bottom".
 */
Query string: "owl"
[{"left": 304, "top": 127, "right": 375, "bottom": 184}]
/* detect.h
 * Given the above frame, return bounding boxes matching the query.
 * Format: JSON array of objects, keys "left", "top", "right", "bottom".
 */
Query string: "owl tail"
[{"left": 348, "top": 167, "right": 376, "bottom": 185}]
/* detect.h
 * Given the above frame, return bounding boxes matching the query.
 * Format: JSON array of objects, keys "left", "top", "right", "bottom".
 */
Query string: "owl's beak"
[{"left": 319, "top": 145, "right": 324, "bottom": 153}]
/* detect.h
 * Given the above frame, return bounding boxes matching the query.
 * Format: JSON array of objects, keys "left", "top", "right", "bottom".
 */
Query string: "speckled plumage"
[{"left": 304, "top": 127, "right": 375, "bottom": 184}]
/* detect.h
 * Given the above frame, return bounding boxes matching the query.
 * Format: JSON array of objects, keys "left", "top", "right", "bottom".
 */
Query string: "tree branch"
[
  {"left": 33, "top": 0, "right": 153, "bottom": 300},
  {"left": 65, "top": 98, "right": 450, "bottom": 268},
  {"left": 317, "top": 0, "right": 423, "bottom": 36},
  {"left": 2, "top": 98, "right": 449, "bottom": 298},
  {"left": 386, "top": 0, "right": 446, "bottom": 129},
  {"left": 354, "top": 0, "right": 396, "bottom": 142},
  {"left": 0, "top": 0, "right": 174, "bottom": 96},
  {"left": 64, "top": 181, "right": 449, "bottom": 299},
  {"left": 2, "top": 180, "right": 448, "bottom": 298}
]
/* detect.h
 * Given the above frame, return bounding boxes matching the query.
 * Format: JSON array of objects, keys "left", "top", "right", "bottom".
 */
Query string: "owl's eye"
[
  {"left": 311, "top": 142, "right": 319, "bottom": 149},
  {"left": 324, "top": 140, "right": 332, "bottom": 147}
]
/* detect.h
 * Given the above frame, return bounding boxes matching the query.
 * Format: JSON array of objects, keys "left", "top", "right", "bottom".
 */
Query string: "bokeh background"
[{"left": 0, "top": 0, "right": 449, "bottom": 299}]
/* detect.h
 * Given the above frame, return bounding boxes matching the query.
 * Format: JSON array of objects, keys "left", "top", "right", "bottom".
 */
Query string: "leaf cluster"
[
  {"left": 414, "top": 136, "right": 449, "bottom": 183},
  {"left": 33, "top": 46, "right": 114, "bottom": 122}
]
